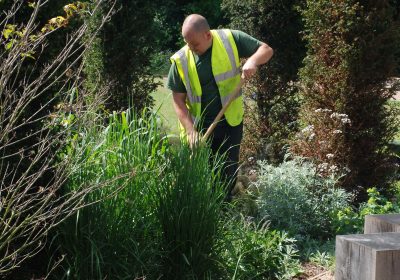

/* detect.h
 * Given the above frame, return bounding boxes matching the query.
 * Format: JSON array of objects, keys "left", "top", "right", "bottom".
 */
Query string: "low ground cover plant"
[
  {"left": 334, "top": 187, "right": 400, "bottom": 234},
  {"left": 217, "top": 213, "right": 302, "bottom": 280}
]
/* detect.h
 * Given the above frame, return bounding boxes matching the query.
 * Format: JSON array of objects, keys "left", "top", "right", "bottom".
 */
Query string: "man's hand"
[
  {"left": 187, "top": 129, "right": 200, "bottom": 149},
  {"left": 241, "top": 43, "right": 274, "bottom": 80},
  {"left": 241, "top": 59, "right": 258, "bottom": 80}
]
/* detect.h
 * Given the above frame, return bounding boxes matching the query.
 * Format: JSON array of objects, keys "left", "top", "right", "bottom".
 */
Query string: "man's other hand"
[
  {"left": 188, "top": 129, "right": 200, "bottom": 149},
  {"left": 241, "top": 59, "right": 258, "bottom": 80}
]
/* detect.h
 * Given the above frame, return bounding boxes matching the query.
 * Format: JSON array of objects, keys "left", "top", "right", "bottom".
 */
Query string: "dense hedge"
[
  {"left": 83, "top": 0, "right": 159, "bottom": 112},
  {"left": 154, "top": 0, "right": 225, "bottom": 51},
  {"left": 222, "top": 0, "right": 306, "bottom": 163},
  {"left": 292, "top": 0, "right": 400, "bottom": 199}
]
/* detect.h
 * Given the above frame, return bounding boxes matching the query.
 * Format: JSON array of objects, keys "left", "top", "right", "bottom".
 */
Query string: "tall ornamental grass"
[
  {"left": 47, "top": 107, "right": 301, "bottom": 279},
  {"left": 50, "top": 109, "right": 228, "bottom": 279},
  {"left": 154, "top": 145, "right": 226, "bottom": 279},
  {"left": 51, "top": 110, "right": 167, "bottom": 279}
]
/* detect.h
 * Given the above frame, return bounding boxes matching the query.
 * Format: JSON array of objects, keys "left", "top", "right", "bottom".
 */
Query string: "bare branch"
[{"left": 0, "top": 0, "right": 121, "bottom": 275}]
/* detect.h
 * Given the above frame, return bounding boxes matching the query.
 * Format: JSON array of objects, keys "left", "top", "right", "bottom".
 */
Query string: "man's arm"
[
  {"left": 172, "top": 91, "right": 199, "bottom": 146},
  {"left": 242, "top": 43, "right": 273, "bottom": 79}
]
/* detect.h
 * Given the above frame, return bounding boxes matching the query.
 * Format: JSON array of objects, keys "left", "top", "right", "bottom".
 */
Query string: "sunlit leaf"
[
  {"left": 5, "top": 41, "right": 13, "bottom": 50},
  {"left": 28, "top": 1, "right": 36, "bottom": 8},
  {"left": 56, "top": 16, "right": 67, "bottom": 26},
  {"left": 5, "top": 24, "right": 15, "bottom": 31},
  {"left": 29, "top": 34, "right": 38, "bottom": 41},
  {"left": 49, "top": 18, "right": 58, "bottom": 25},
  {"left": 2, "top": 28, "right": 12, "bottom": 39},
  {"left": 21, "top": 52, "right": 36, "bottom": 60}
]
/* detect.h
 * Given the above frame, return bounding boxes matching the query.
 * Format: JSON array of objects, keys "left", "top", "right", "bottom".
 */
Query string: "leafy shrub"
[
  {"left": 334, "top": 187, "right": 400, "bottom": 234},
  {"left": 291, "top": 109, "right": 351, "bottom": 178},
  {"left": 83, "top": 0, "right": 159, "bottom": 112},
  {"left": 218, "top": 214, "right": 301, "bottom": 280},
  {"left": 253, "top": 158, "right": 352, "bottom": 238},
  {"left": 299, "top": 237, "right": 335, "bottom": 268},
  {"left": 150, "top": 50, "right": 173, "bottom": 76}
]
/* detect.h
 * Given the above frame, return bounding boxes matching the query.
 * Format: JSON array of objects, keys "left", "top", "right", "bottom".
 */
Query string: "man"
[{"left": 167, "top": 14, "right": 273, "bottom": 200}]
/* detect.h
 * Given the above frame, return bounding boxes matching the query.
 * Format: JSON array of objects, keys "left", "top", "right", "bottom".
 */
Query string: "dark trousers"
[{"left": 204, "top": 121, "right": 243, "bottom": 201}]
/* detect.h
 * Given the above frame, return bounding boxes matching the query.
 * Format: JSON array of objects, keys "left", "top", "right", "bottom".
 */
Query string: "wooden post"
[
  {"left": 335, "top": 233, "right": 400, "bottom": 280},
  {"left": 364, "top": 214, "right": 400, "bottom": 234}
]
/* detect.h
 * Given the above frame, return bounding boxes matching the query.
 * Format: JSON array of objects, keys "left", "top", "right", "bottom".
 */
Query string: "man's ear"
[{"left": 205, "top": 31, "right": 212, "bottom": 40}]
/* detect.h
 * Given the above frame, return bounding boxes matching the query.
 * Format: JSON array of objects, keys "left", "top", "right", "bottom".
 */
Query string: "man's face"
[{"left": 183, "top": 30, "right": 211, "bottom": 55}]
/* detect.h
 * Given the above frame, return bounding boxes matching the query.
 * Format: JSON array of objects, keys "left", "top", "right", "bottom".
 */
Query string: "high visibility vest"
[{"left": 170, "top": 29, "right": 243, "bottom": 129}]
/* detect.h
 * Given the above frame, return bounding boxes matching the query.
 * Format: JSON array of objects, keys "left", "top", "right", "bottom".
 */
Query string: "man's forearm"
[
  {"left": 248, "top": 43, "right": 273, "bottom": 66},
  {"left": 172, "top": 92, "right": 195, "bottom": 133}
]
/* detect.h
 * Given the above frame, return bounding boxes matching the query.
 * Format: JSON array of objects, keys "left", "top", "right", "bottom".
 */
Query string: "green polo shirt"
[{"left": 166, "top": 30, "right": 262, "bottom": 128}]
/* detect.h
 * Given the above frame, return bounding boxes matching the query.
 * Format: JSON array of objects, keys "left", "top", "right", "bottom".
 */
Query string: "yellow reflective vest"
[{"left": 170, "top": 29, "right": 243, "bottom": 129}]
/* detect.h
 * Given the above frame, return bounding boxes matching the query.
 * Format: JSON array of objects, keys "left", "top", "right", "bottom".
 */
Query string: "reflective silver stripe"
[
  {"left": 215, "top": 29, "right": 238, "bottom": 78},
  {"left": 214, "top": 67, "right": 240, "bottom": 82},
  {"left": 177, "top": 49, "right": 201, "bottom": 104},
  {"left": 221, "top": 88, "right": 242, "bottom": 107}
]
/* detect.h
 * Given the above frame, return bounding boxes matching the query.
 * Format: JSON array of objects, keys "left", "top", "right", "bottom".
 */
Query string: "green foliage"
[
  {"left": 222, "top": 0, "right": 305, "bottom": 163},
  {"left": 48, "top": 106, "right": 302, "bottom": 279},
  {"left": 154, "top": 145, "right": 226, "bottom": 279},
  {"left": 218, "top": 214, "right": 301, "bottom": 280},
  {"left": 50, "top": 108, "right": 230, "bottom": 279},
  {"left": 51, "top": 109, "right": 167, "bottom": 279},
  {"left": 294, "top": 0, "right": 400, "bottom": 196},
  {"left": 333, "top": 187, "right": 400, "bottom": 234},
  {"left": 308, "top": 251, "right": 335, "bottom": 270},
  {"left": 150, "top": 50, "right": 173, "bottom": 76},
  {"left": 83, "top": 0, "right": 159, "bottom": 112},
  {"left": 299, "top": 238, "right": 335, "bottom": 269},
  {"left": 153, "top": 0, "right": 225, "bottom": 51},
  {"left": 253, "top": 158, "right": 352, "bottom": 238}
]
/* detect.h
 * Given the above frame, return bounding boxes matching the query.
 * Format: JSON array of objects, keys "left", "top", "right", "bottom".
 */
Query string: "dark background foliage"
[
  {"left": 83, "top": 0, "right": 159, "bottom": 112},
  {"left": 292, "top": 0, "right": 400, "bottom": 199},
  {"left": 222, "top": 0, "right": 306, "bottom": 163}
]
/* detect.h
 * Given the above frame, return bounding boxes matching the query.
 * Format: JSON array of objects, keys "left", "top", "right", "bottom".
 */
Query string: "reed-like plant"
[
  {"left": 154, "top": 144, "right": 226, "bottom": 279},
  {"left": 51, "top": 109, "right": 167, "bottom": 279},
  {"left": 51, "top": 108, "right": 229, "bottom": 279}
]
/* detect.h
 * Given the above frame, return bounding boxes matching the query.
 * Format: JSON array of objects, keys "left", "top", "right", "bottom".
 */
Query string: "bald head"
[
  {"left": 182, "top": 14, "right": 210, "bottom": 35},
  {"left": 181, "top": 14, "right": 212, "bottom": 55}
]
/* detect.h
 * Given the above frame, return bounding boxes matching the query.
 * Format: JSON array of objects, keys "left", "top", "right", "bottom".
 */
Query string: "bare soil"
[{"left": 293, "top": 263, "right": 334, "bottom": 280}]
